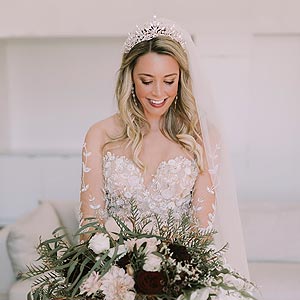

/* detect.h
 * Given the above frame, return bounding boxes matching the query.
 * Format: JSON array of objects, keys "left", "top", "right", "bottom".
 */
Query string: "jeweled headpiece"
[{"left": 123, "top": 16, "right": 186, "bottom": 53}]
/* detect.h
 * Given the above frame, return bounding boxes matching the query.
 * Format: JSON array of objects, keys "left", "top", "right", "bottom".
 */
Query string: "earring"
[
  {"left": 131, "top": 86, "right": 137, "bottom": 106},
  {"left": 174, "top": 95, "right": 178, "bottom": 110}
]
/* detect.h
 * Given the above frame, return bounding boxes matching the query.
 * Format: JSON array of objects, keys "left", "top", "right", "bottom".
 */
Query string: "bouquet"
[{"left": 21, "top": 200, "right": 257, "bottom": 300}]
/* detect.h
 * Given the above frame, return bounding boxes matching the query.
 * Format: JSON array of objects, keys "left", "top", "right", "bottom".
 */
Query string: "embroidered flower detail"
[{"left": 102, "top": 152, "right": 198, "bottom": 223}]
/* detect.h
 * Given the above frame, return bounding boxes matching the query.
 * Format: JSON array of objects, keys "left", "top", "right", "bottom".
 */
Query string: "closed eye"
[
  {"left": 165, "top": 81, "right": 175, "bottom": 85},
  {"left": 142, "top": 81, "right": 152, "bottom": 85}
]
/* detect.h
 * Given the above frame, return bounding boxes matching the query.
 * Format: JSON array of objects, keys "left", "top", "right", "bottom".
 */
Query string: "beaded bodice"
[
  {"left": 80, "top": 141, "right": 216, "bottom": 232},
  {"left": 102, "top": 151, "right": 199, "bottom": 221}
]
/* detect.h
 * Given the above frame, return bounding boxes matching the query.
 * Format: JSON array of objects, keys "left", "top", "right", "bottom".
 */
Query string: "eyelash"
[{"left": 142, "top": 81, "right": 175, "bottom": 85}]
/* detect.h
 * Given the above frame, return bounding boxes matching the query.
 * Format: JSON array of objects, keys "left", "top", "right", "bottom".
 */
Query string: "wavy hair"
[{"left": 105, "top": 36, "right": 204, "bottom": 172}]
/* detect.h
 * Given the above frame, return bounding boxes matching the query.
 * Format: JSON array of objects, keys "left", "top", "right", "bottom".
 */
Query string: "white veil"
[
  {"left": 125, "top": 16, "right": 249, "bottom": 278},
  {"left": 170, "top": 19, "right": 250, "bottom": 278}
]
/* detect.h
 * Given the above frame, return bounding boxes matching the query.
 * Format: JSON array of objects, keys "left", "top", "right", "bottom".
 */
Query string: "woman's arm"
[
  {"left": 80, "top": 123, "right": 106, "bottom": 242},
  {"left": 191, "top": 161, "right": 216, "bottom": 231}
]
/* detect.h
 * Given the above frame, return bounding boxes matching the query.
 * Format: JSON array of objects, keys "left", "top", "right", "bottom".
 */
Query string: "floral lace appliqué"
[
  {"left": 80, "top": 142, "right": 105, "bottom": 226},
  {"left": 102, "top": 152, "right": 199, "bottom": 221}
]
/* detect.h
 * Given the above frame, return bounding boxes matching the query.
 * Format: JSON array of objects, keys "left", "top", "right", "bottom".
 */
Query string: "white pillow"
[
  {"left": 47, "top": 200, "right": 80, "bottom": 245},
  {"left": 7, "top": 202, "right": 62, "bottom": 277}
]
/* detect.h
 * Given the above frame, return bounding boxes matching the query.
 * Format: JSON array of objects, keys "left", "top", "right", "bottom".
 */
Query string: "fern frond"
[
  {"left": 31, "top": 271, "right": 61, "bottom": 287},
  {"left": 19, "top": 263, "right": 50, "bottom": 280}
]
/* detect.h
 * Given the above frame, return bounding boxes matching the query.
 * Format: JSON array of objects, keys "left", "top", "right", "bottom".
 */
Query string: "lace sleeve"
[
  {"left": 191, "top": 148, "right": 219, "bottom": 231},
  {"left": 80, "top": 125, "right": 107, "bottom": 231}
]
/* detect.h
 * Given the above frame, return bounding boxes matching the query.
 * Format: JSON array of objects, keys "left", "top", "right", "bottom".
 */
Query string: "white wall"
[
  {"left": 0, "top": 0, "right": 300, "bottom": 224},
  {"left": 246, "top": 34, "right": 300, "bottom": 203},
  {"left": 1, "top": 0, "right": 300, "bottom": 36},
  {"left": 197, "top": 33, "right": 300, "bottom": 203},
  {"left": 0, "top": 42, "right": 9, "bottom": 151},
  {"left": 6, "top": 37, "right": 121, "bottom": 153}
]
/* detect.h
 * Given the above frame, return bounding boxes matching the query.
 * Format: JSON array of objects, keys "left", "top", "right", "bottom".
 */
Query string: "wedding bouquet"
[{"left": 21, "top": 200, "right": 256, "bottom": 300}]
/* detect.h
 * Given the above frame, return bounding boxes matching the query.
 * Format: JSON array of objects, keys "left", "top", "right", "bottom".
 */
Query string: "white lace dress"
[
  {"left": 80, "top": 141, "right": 216, "bottom": 231},
  {"left": 103, "top": 151, "right": 198, "bottom": 221}
]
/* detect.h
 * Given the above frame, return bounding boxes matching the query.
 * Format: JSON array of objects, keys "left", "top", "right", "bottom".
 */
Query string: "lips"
[{"left": 148, "top": 98, "right": 168, "bottom": 108}]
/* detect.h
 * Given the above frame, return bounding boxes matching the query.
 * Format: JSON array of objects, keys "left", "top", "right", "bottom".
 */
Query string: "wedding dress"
[
  {"left": 102, "top": 151, "right": 208, "bottom": 224},
  {"left": 81, "top": 143, "right": 215, "bottom": 225}
]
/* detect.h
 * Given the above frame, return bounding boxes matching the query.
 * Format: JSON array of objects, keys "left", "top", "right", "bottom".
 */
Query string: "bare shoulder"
[{"left": 84, "top": 114, "right": 123, "bottom": 146}]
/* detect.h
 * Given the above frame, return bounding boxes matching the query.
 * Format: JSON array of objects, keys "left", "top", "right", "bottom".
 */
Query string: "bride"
[{"left": 80, "top": 17, "right": 249, "bottom": 280}]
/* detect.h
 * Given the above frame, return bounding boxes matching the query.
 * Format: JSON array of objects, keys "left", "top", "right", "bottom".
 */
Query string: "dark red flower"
[
  {"left": 116, "top": 252, "right": 131, "bottom": 269},
  {"left": 168, "top": 243, "right": 191, "bottom": 262},
  {"left": 135, "top": 270, "right": 166, "bottom": 295}
]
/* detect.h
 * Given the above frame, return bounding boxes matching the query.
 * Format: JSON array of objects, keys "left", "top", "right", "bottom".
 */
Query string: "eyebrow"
[{"left": 137, "top": 73, "right": 178, "bottom": 78}]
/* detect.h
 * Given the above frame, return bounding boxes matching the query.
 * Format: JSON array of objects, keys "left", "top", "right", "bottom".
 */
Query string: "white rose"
[
  {"left": 88, "top": 233, "right": 110, "bottom": 254},
  {"left": 124, "top": 238, "right": 138, "bottom": 252},
  {"left": 107, "top": 244, "right": 127, "bottom": 258},
  {"left": 125, "top": 238, "right": 148, "bottom": 252},
  {"left": 190, "top": 288, "right": 210, "bottom": 300},
  {"left": 125, "top": 237, "right": 160, "bottom": 254},
  {"left": 143, "top": 253, "right": 162, "bottom": 272},
  {"left": 144, "top": 237, "right": 160, "bottom": 253}
]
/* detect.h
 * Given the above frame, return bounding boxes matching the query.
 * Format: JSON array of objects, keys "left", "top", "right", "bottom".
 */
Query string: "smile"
[
  {"left": 148, "top": 98, "right": 168, "bottom": 107},
  {"left": 150, "top": 99, "right": 165, "bottom": 104}
]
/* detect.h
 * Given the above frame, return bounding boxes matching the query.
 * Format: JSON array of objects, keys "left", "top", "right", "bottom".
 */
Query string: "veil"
[
  {"left": 123, "top": 16, "right": 249, "bottom": 278},
  {"left": 167, "top": 19, "right": 250, "bottom": 278}
]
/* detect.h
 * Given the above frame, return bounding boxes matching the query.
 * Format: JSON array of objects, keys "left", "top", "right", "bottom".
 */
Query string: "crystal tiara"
[{"left": 123, "top": 16, "right": 186, "bottom": 53}]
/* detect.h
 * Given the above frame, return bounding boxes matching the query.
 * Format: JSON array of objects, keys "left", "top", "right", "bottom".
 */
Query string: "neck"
[{"left": 146, "top": 116, "right": 163, "bottom": 132}]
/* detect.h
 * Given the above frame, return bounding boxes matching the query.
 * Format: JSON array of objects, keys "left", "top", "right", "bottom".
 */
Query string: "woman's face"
[{"left": 132, "top": 52, "right": 179, "bottom": 120}]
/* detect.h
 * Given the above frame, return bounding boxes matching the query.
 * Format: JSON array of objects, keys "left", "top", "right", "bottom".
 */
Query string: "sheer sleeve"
[
  {"left": 191, "top": 165, "right": 216, "bottom": 231},
  {"left": 192, "top": 147, "right": 219, "bottom": 230},
  {"left": 80, "top": 125, "right": 107, "bottom": 232}
]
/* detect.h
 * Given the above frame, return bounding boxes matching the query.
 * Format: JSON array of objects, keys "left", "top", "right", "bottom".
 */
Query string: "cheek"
[
  {"left": 166, "top": 82, "right": 179, "bottom": 98},
  {"left": 170, "top": 84, "right": 179, "bottom": 95},
  {"left": 135, "top": 83, "right": 149, "bottom": 98}
]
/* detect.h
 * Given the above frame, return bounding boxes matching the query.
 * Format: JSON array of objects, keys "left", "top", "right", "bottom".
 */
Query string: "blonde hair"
[{"left": 106, "top": 36, "right": 204, "bottom": 172}]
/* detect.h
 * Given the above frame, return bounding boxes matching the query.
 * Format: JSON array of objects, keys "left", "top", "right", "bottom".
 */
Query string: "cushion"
[
  {"left": 7, "top": 202, "right": 62, "bottom": 277},
  {"left": 9, "top": 279, "right": 34, "bottom": 300},
  {"left": 48, "top": 200, "right": 79, "bottom": 245}
]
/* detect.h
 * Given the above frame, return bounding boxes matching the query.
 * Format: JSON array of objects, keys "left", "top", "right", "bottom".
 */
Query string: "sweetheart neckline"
[{"left": 103, "top": 151, "right": 197, "bottom": 189}]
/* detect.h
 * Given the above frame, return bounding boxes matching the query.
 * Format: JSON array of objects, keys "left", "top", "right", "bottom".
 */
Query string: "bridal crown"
[{"left": 123, "top": 16, "right": 186, "bottom": 53}]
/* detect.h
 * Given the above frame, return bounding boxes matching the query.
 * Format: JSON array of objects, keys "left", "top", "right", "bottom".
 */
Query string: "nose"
[{"left": 152, "top": 82, "right": 163, "bottom": 98}]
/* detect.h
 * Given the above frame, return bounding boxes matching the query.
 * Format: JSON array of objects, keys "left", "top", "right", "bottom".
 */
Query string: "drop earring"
[
  {"left": 174, "top": 95, "right": 178, "bottom": 110},
  {"left": 131, "top": 85, "right": 137, "bottom": 106}
]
